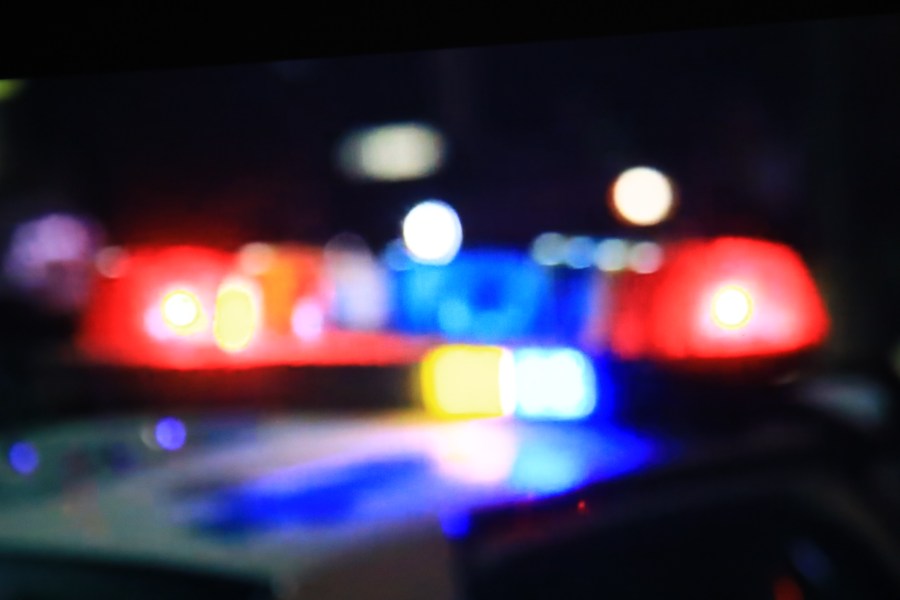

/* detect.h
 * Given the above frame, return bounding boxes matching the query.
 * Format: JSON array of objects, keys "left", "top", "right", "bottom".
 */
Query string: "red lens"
[
  {"left": 606, "top": 237, "right": 830, "bottom": 361},
  {"left": 78, "top": 246, "right": 235, "bottom": 366}
]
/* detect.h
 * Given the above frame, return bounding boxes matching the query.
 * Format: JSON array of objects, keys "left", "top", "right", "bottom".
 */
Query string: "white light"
[
  {"left": 163, "top": 291, "right": 201, "bottom": 328},
  {"left": 146, "top": 288, "right": 208, "bottom": 340},
  {"left": 711, "top": 284, "right": 754, "bottom": 329},
  {"left": 610, "top": 167, "right": 676, "bottom": 226},
  {"left": 531, "top": 233, "right": 567, "bottom": 266},
  {"left": 337, "top": 122, "right": 446, "bottom": 182},
  {"left": 564, "top": 236, "right": 596, "bottom": 269},
  {"left": 504, "top": 348, "right": 597, "bottom": 420},
  {"left": 628, "top": 241, "right": 664, "bottom": 274},
  {"left": 402, "top": 200, "right": 463, "bottom": 265},
  {"left": 594, "top": 239, "right": 629, "bottom": 272}
]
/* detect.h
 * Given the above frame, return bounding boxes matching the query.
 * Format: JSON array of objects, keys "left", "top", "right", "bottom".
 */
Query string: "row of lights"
[
  {"left": 397, "top": 193, "right": 669, "bottom": 273},
  {"left": 531, "top": 233, "right": 664, "bottom": 274}
]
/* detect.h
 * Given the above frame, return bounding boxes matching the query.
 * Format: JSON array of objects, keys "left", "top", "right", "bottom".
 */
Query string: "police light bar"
[{"left": 603, "top": 237, "right": 830, "bottom": 364}]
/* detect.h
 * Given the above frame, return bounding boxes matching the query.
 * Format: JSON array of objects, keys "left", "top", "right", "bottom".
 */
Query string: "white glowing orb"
[
  {"left": 530, "top": 232, "right": 567, "bottom": 267},
  {"left": 402, "top": 200, "right": 463, "bottom": 265},
  {"left": 594, "top": 239, "right": 629, "bottom": 272},
  {"left": 338, "top": 122, "right": 446, "bottom": 182},
  {"left": 711, "top": 285, "right": 754, "bottom": 329},
  {"left": 162, "top": 291, "right": 202, "bottom": 330},
  {"left": 610, "top": 167, "right": 676, "bottom": 226}
]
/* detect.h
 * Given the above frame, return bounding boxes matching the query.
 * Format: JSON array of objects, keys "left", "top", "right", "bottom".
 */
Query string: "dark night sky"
[{"left": 0, "top": 22, "right": 822, "bottom": 244}]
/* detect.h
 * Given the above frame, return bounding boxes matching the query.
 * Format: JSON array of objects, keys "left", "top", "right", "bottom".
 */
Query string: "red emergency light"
[
  {"left": 605, "top": 237, "right": 830, "bottom": 364},
  {"left": 77, "top": 244, "right": 430, "bottom": 370},
  {"left": 80, "top": 246, "right": 234, "bottom": 358}
]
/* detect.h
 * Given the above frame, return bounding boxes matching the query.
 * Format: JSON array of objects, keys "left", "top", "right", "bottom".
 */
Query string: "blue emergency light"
[
  {"left": 387, "top": 248, "right": 602, "bottom": 345},
  {"left": 388, "top": 249, "right": 555, "bottom": 343}
]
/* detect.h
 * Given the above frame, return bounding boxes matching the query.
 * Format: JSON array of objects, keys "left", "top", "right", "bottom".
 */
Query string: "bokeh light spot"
[
  {"left": 338, "top": 122, "right": 446, "bottom": 182},
  {"left": 8, "top": 442, "right": 39, "bottom": 475},
  {"left": 531, "top": 233, "right": 567, "bottom": 267},
  {"left": 610, "top": 167, "right": 675, "bottom": 226},
  {"left": 595, "top": 239, "right": 629, "bottom": 272},
  {"left": 420, "top": 345, "right": 514, "bottom": 418},
  {"left": 213, "top": 279, "right": 261, "bottom": 353},
  {"left": 162, "top": 290, "right": 202, "bottom": 332},
  {"left": 564, "top": 236, "right": 596, "bottom": 269},
  {"left": 711, "top": 284, "right": 754, "bottom": 329},
  {"left": 154, "top": 418, "right": 187, "bottom": 452},
  {"left": 291, "top": 298, "right": 325, "bottom": 341},
  {"left": 402, "top": 200, "right": 463, "bottom": 265}
]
